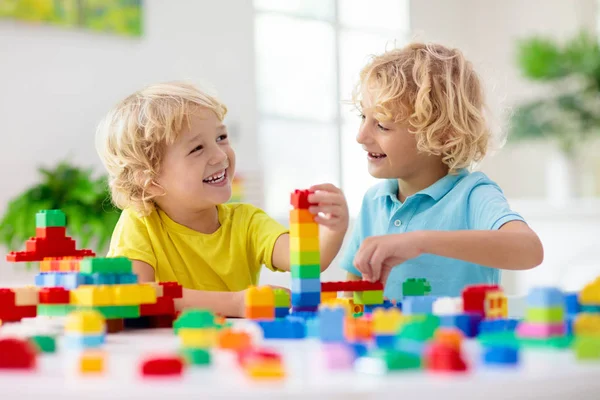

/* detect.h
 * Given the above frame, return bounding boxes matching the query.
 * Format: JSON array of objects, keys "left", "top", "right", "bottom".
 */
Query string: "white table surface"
[{"left": 1, "top": 317, "right": 600, "bottom": 400}]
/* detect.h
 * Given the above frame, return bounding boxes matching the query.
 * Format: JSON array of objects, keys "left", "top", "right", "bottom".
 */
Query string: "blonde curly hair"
[
  {"left": 96, "top": 81, "right": 227, "bottom": 215},
  {"left": 353, "top": 42, "right": 490, "bottom": 172}
]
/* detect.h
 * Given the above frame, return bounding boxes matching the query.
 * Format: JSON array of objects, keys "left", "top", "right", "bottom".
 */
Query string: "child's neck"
[
  {"left": 161, "top": 203, "right": 220, "bottom": 234},
  {"left": 396, "top": 163, "right": 449, "bottom": 202}
]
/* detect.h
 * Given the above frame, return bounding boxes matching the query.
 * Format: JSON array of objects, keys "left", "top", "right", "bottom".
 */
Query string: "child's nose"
[
  {"left": 356, "top": 125, "right": 372, "bottom": 145},
  {"left": 208, "top": 146, "right": 228, "bottom": 165}
]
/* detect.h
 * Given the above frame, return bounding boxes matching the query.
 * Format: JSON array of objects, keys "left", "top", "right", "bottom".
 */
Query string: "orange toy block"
[
  {"left": 289, "top": 209, "right": 315, "bottom": 224},
  {"left": 217, "top": 329, "right": 252, "bottom": 351},
  {"left": 434, "top": 328, "right": 464, "bottom": 350},
  {"left": 484, "top": 291, "right": 507, "bottom": 319},
  {"left": 245, "top": 306, "right": 275, "bottom": 320},
  {"left": 290, "top": 223, "right": 319, "bottom": 238},
  {"left": 344, "top": 317, "right": 373, "bottom": 341}
]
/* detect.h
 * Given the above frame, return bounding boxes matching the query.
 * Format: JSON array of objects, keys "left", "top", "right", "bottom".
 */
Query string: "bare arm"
[{"left": 132, "top": 260, "right": 245, "bottom": 317}]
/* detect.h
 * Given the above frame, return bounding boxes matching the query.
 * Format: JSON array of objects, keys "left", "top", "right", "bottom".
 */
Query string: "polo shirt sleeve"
[
  {"left": 107, "top": 208, "right": 157, "bottom": 269},
  {"left": 467, "top": 182, "right": 525, "bottom": 230}
]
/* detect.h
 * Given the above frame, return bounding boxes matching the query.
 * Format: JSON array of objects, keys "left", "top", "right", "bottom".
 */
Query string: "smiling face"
[{"left": 154, "top": 107, "right": 235, "bottom": 212}]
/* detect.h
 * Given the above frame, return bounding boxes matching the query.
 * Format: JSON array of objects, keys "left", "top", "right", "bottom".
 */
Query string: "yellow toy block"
[
  {"left": 574, "top": 313, "right": 600, "bottom": 336},
  {"left": 70, "top": 286, "right": 113, "bottom": 306},
  {"left": 139, "top": 284, "right": 157, "bottom": 304},
  {"left": 290, "top": 236, "right": 320, "bottom": 252},
  {"left": 290, "top": 223, "right": 318, "bottom": 238},
  {"left": 65, "top": 310, "right": 106, "bottom": 334},
  {"left": 79, "top": 350, "right": 105, "bottom": 374},
  {"left": 324, "top": 298, "right": 362, "bottom": 315},
  {"left": 321, "top": 291, "right": 337, "bottom": 303},
  {"left": 245, "top": 360, "right": 285, "bottom": 380},
  {"left": 112, "top": 285, "right": 141, "bottom": 306},
  {"left": 373, "top": 308, "right": 403, "bottom": 334},
  {"left": 178, "top": 328, "right": 218, "bottom": 348},
  {"left": 245, "top": 286, "right": 274, "bottom": 307},
  {"left": 13, "top": 286, "right": 39, "bottom": 306},
  {"left": 40, "top": 259, "right": 52, "bottom": 272},
  {"left": 145, "top": 282, "right": 164, "bottom": 298},
  {"left": 579, "top": 280, "right": 600, "bottom": 305},
  {"left": 485, "top": 291, "right": 507, "bottom": 319}
]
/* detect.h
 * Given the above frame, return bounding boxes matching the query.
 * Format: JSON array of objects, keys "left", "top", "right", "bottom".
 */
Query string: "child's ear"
[{"left": 147, "top": 180, "right": 166, "bottom": 197}]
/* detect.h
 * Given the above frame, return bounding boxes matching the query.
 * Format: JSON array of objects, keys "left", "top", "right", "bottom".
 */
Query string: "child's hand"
[
  {"left": 354, "top": 232, "right": 424, "bottom": 284},
  {"left": 308, "top": 184, "right": 349, "bottom": 233}
]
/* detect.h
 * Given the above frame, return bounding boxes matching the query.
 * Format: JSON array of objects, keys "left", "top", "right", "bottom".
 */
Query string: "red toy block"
[
  {"left": 140, "top": 356, "right": 184, "bottom": 377},
  {"left": 106, "top": 319, "right": 125, "bottom": 334},
  {"left": 237, "top": 348, "right": 281, "bottom": 367},
  {"left": 150, "top": 315, "right": 176, "bottom": 328},
  {"left": 6, "top": 248, "right": 95, "bottom": 262},
  {"left": 15, "top": 305, "right": 37, "bottom": 319},
  {"left": 39, "top": 287, "right": 71, "bottom": 304},
  {"left": 26, "top": 237, "right": 76, "bottom": 254},
  {"left": 425, "top": 342, "right": 468, "bottom": 373},
  {"left": 0, "top": 288, "right": 16, "bottom": 306},
  {"left": 140, "top": 296, "right": 175, "bottom": 316},
  {"left": 0, "top": 338, "right": 37, "bottom": 370},
  {"left": 290, "top": 189, "right": 314, "bottom": 209},
  {"left": 159, "top": 282, "right": 183, "bottom": 299},
  {"left": 321, "top": 281, "right": 384, "bottom": 292},
  {"left": 35, "top": 227, "right": 66, "bottom": 240},
  {"left": 462, "top": 284, "right": 500, "bottom": 316}
]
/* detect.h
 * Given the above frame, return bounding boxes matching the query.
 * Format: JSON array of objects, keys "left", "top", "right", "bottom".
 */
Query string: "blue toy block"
[
  {"left": 483, "top": 346, "right": 519, "bottom": 365},
  {"left": 319, "top": 307, "right": 345, "bottom": 343},
  {"left": 44, "top": 272, "right": 67, "bottom": 287},
  {"left": 479, "top": 319, "right": 519, "bottom": 335},
  {"left": 348, "top": 342, "right": 368, "bottom": 358},
  {"left": 305, "top": 317, "right": 320, "bottom": 338},
  {"left": 395, "top": 339, "right": 427, "bottom": 355},
  {"left": 375, "top": 334, "right": 396, "bottom": 348},
  {"left": 292, "top": 292, "right": 320, "bottom": 307},
  {"left": 63, "top": 333, "right": 105, "bottom": 349},
  {"left": 565, "top": 316, "right": 574, "bottom": 336},
  {"left": 527, "top": 287, "right": 563, "bottom": 308},
  {"left": 34, "top": 273, "right": 46, "bottom": 287},
  {"left": 275, "top": 307, "right": 290, "bottom": 318},
  {"left": 440, "top": 313, "right": 482, "bottom": 338},
  {"left": 258, "top": 319, "right": 306, "bottom": 339},
  {"left": 86, "top": 273, "right": 117, "bottom": 285},
  {"left": 402, "top": 296, "right": 436, "bottom": 315},
  {"left": 582, "top": 305, "right": 600, "bottom": 313},
  {"left": 290, "top": 308, "right": 318, "bottom": 318},
  {"left": 291, "top": 278, "right": 321, "bottom": 293},
  {"left": 364, "top": 300, "right": 402, "bottom": 314},
  {"left": 62, "top": 273, "right": 87, "bottom": 290},
  {"left": 116, "top": 273, "right": 138, "bottom": 284},
  {"left": 564, "top": 292, "right": 580, "bottom": 316}
]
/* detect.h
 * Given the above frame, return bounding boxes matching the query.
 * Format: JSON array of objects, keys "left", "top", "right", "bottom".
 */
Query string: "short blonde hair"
[
  {"left": 96, "top": 81, "right": 227, "bottom": 215},
  {"left": 353, "top": 43, "right": 489, "bottom": 172}
]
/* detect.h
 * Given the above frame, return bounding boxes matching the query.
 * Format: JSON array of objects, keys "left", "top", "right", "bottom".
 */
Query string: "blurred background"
[{"left": 0, "top": 0, "right": 599, "bottom": 294}]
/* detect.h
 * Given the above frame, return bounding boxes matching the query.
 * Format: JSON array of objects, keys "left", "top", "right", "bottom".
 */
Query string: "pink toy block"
[
  {"left": 322, "top": 343, "right": 355, "bottom": 370},
  {"left": 517, "top": 322, "right": 565, "bottom": 338}
]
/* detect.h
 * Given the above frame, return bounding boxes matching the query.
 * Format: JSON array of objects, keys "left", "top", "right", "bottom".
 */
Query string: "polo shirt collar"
[{"left": 372, "top": 169, "right": 468, "bottom": 201}]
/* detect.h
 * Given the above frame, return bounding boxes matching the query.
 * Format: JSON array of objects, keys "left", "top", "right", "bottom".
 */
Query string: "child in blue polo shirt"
[{"left": 339, "top": 43, "right": 544, "bottom": 299}]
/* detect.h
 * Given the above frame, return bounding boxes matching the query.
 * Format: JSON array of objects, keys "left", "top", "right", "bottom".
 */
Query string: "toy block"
[
  {"left": 180, "top": 348, "right": 211, "bottom": 366},
  {"left": 289, "top": 209, "right": 315, "bottom": 224},
  {"left": 354, "top": 290, "right": 384, "bottom": 305},
  {"left": 63, "top": 333, "right": 105, "bottom": 349},
  {"left": 321, "top": 280, "right": 384, "bottom": 293},
  {"left": 517, "top": 322, "right": 565, "bottom": 338},
  {"left": 582, "top": 305, "right": 600, "bottom": 312},
  {"left": 364, "top": 300, "right": 402, "bottom": 314},
  {"left": 462, "top": 284, "right": 500, "bottom": 316},
  {"left": 290, "top": 251, "right": 320, "bottom": 265},
  {"left": 38, "top": 287, "right": 70, "bottom": 304},
  {"left": 574, "top": 313, "right": 600, "bottom": 336},
  {"left": 525, "top": 306, "right": 565, "bottom": 323},
  {"left": 113, "top": 284, "right": 156, "bottom": 305},
  {"left": 79, "top": 305, "right": 140, "bottom": 319},
  {"left": 425, "top": 342, "right": 468, "bottom": 373},
  {"left": 372, "top": 308, "right": 403, "bottom": 334},
  {"left": 13, "top": 287, "right": 38, "bottom": 306},
  {"left": 35, "top": 210, "right": 66, "bottom": 227},
  {"left": 434, "top": 328, "right": 463, "bottom": 351},
  {"left": 106, "top": 318, "right": 125, "bottom": 333},
  {"left": 526, "top": 287, "right": 564, "bottom": 307},
  {"left": 273, "top": 288, "right": 290, "bottom": 308},
  {"left": 178, "top": 328, "right": 217, "bottom": 348},
  {"left": 217, "top": 329, "right": 252, "bottom": 351},
  {"left": 145, "top": 282, "right": 164, "bottom": 298},
  {"left": 34, "top": 273, "right": 45, "bottom": 286},
  {"left": 59, "top": 258, "right": 81, "bottom": 272},
  {"left": 37, "top": 304, "right": 75, "bottom": 317},
  {"left": 35, "top": 226, "right": 66, "bottom": 239},
  {"left": 395, "top": 338, "right": 428, "bottom": 356},
  {"left": 275, "top": 307, "right": 289, "bottom": 318},
  {"left": 71, "top": 285, "right": 113, "bottom": 306},
  {"left": 290, "top": 222, "right": 319, "bottom": 238},
  {"left": 290, "top": 237, "right": 319, "bottom": 254},
  {"left": 290, "top": 189, "right": 314, "bottom": 209},
  {"left": 402, "top": 278, "right": 432, "bottom": 297},
  {"left": 245, "top": 359, "right": 285, "bottom": 380},
  {"left": 433, "top": 297, "right": 463, "bottom": 316},
  {"left": 356, "top": 349, "right": 421, "bottom": 374},
  {"left": 291, "top": 291, "right": 320, "bottom": 307},
  {"left": 579, "top": 279, "right": 600, "bottom": 305},
  {"left": 43, "top": 272, "right": 67, "bottom": 287},
  {"left": 0, "top": 338, "right": 37, "bottom": 370},
  {"left": 245, "top": 306, "right": 275, "bottom": 320},
  {"left": 321, "top": 291, "right": 337, "bottom": 303},
  {"left": 150, "top": 315, "right": 176, "bottom": 328},
  {"left": 291, "top": 264, "right": 321, "bottom": 279},
  {"left": 140, "top": 296, "right": 175, "bottom": 316},
  {"left": 483, "top": 346, "right": 519, "bottom": 366},
  {"left": 374, "top": 334, "right": 396, "bottom": 348},
  {"left": 114, "top": 273, "right": 137, "bottom": 284},
  {"left": 402, "top": 295, "right": 436, "bottom": 315},
  {"left": 291, "top": 278, "right": 321, "bottom": 293},
  {"left": 65, "top": 310, "right": 106, "bottom": 334},
  {"left": 16, "top": 305, "right": 37, "bottom": 319},
  {"left": 479, "top": 319, "right": 519, "bottom": 335},
  {"left": 245, "top": 286, "right": 274, "bottom": 307},
  {"left": 7, "top": 247, "right": 94, "bottom": 262},
  {"left": 290, "top": 308, "right": 318, "bottom": 318},
  {"left": 258, "top": 319, "right": 306, "bottom": 339},
  {"left": 79, "top": 257, "right": 132, "bottom": 275},
  {"left": 29, "top": 335, "right": 56, "bottom": 353},
  {"left": 174, "top": 309, "right": 216, "bottom": 333},
  {"left": 159, "top": 282, "right": 183, "bottom": 298},
  {"left": 325, "top": 298, "right": 363, "bottom": 315},
  {"left": 305, "top": 317, "right": 320, "bottom": 338},
  {"left": 62, "top": 272, "right": 88, "bottom": 289},
  {"left": 26, "top": 237, "right": 75, "bottom": 254},
  {"left": 140, "top": 356, "right": 185, "bottom": 377},
  {"left": 0, "top": 288, "right": 16, "bottom": 305},
  {"left": 439, "top": 313, "right": 482, "bottom": 338},
  {"left": 125, "top": 316, "right": 154, "bottom": 330},
  {"left": 574, "top": 336, "right": 600, "bottom": 360},
  {"left": 485, "top": 291, "right": 508, "bottom": 319},
  {"left": 322, "top": 343, "right": 355, "bottom": 370},
  {"left": 344, "top": 317, "right": 373, "bottom": 342},
  {"left": 79, "top": 351, "right": 105, "bottom": 374},
  {"left": 85, "top": 273, "right": 117, "bottom": 285},
  {"left": 398, "top": 315, "right": 440, "bottom": 341}
]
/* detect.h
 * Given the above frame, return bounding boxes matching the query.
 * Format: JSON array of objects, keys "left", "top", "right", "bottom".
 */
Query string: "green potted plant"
[
  {"left": 0, "top": 161, "right": 121, "bottom": 262},
  {"left": 510, "top": 31, "right": 600, "bottom": 203}
]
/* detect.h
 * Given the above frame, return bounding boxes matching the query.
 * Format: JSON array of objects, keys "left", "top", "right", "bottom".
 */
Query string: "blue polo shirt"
[{"left": 340, "top": 170, "right": 524, "bottom": 299}]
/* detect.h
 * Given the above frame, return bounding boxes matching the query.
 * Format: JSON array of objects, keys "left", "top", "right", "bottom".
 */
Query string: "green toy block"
[
  {"left": 290, "top": 251, "right": 320, "bottom": 265},
  {"left": 36, "top": 210, "right": 66, "bottom": 228},
  {"left": 78, "top": 305, "right": 140, "bottom": 319},
  {"left": 402, "top": 278, "right": 431, "bottom": 297},
  {"left": 180, "top": 348, "right": 211, "bottom": 366},
  {"left": 274, "top": 288, "right": 291, "bottom": 307},
  {"left": 525, "top": 306, "right": 565, "bottom": 323},
  {"left": 574, "top": 336, "right": 600, "bottom": 360},
  {"left": 353, "top": 290, "right": 384, "bottom": 305},
  {"left": 29, "top": 335, "right": 56, "bottom": 353},
  {"left": 37, "top": 304, "right": 75, "bottom": 317},
  {"left": 397, "top": 315, "right": 439, "bottom": 341},
  {"left": 519, "top": 336, "right": 572, "bottom": 349},
  {"left": 79, "top": 257, "right": 132, "bottom": 274},
  {"left": 174, "top": 309, "right": 216, "bottom": 333},
  {"left": 370, "top": 349, "right": 421, "bottom": 371},
  {"left": 291, "top": 264, "right": 320, "bottom": 279}
]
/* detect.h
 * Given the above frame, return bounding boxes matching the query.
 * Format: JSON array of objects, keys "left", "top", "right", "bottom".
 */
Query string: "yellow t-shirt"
[{"left": 107, "top": 203, "right": 288, "bottom": 292}]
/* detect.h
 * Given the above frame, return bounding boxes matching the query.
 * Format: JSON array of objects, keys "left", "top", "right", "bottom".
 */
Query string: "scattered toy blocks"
[
  {"left": 462, "top": 284, "right": 500, "bottom": 317},
  {"left": 403, "top": 296, "right": 437, "bottom": 315},
  {"left": 0, "top": 338, "right": 37, "bottom": 370},
  {"left": 483, "top": 346, "right": 519, "bottom": 366},
  {"left": 322, "top": 343, "right": 355, "bottom": 370},
  {"left": 258, "top": 319, "right": 306, "bottom": 339},
  {"left": 79, "top": 350, "right": 105, "bottom": 374},
  {"left": 29, "top": 335, "right": 56, "bottom": 353},
  {"left": 141, "top": 356, "right": 185, "bottom": 377},
  {"left": 403, "top": 278, "right": 432, "bottom": 297},
  {"left": 217, "top": 329, "right": 252, "bottom": 351}
]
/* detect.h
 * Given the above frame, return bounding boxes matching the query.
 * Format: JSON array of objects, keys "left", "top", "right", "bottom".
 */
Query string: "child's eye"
[
  {"left": 359, "top": 113, "right": 366, "bottom": 120},
  {"left": 217, "top": 134, "right": 228, "bottom": 142},
  {"left": 189, "top": 144, "right": 203, "bottom": 155},
  {"left": 377, "top": 124, "right": 389, "bottom": 131}
]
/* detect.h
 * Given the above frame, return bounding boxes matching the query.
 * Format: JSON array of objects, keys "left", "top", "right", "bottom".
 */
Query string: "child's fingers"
[
  {"left": 353, "top": 243, "right": 375, "bottom": 280},
  {"left": 308, "top": 191, "right": 342, "bottom": 205},
  {"left": 309, "top": 204, "right": 344, "bottom": 217}
]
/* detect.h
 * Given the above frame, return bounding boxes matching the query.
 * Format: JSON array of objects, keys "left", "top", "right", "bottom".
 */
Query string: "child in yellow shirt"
[{"left": 96, "top": 82, "right": 349, "bottom": 317}]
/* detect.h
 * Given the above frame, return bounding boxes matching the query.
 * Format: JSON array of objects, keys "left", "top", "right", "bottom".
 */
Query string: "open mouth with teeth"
[
  {"left": 203, "top": 169, "right": 227, "bottom": 185},
  {"left": 368, "top": 152, "right": 387, "bottom": 159}
]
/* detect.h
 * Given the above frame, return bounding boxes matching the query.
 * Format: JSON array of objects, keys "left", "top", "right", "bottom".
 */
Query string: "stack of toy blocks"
[
  {"left": 274, "top": 288, "right": 290, "bottom": 318},
  {"left": 64, "top": 309, "right": 106, "bottom": 349},
  {"left": 372, "top": 308, "right": 403, "bottom": 348},
  {"left": 321, "top": 281, "right": 384, "bottom": 315},
  {"left": 402, "top": 278, "right": 435, "bottom": 315},
  {"left": 319, "top": 305, "right": 346, "bottom": 343},
  {"left": 579, "top": 277, "right": 600, "bottom": 313},
  {"left": 174, "top": 309, "right": 216, "bottom": 366},
  {"left": 573, "top": 313, "right": 600, "bottom": 360},
  {"left": 290, "top": 189, "right": 321, "bottom": 313},
  {"left": 245, "top": 286, "right": 275, "bottom": 320},
  {"left": 516, "top": 287, "right": 569, "bottom": 347},
  {"left": 0, "top": 287, "right": 37, "bottom": 322}
]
